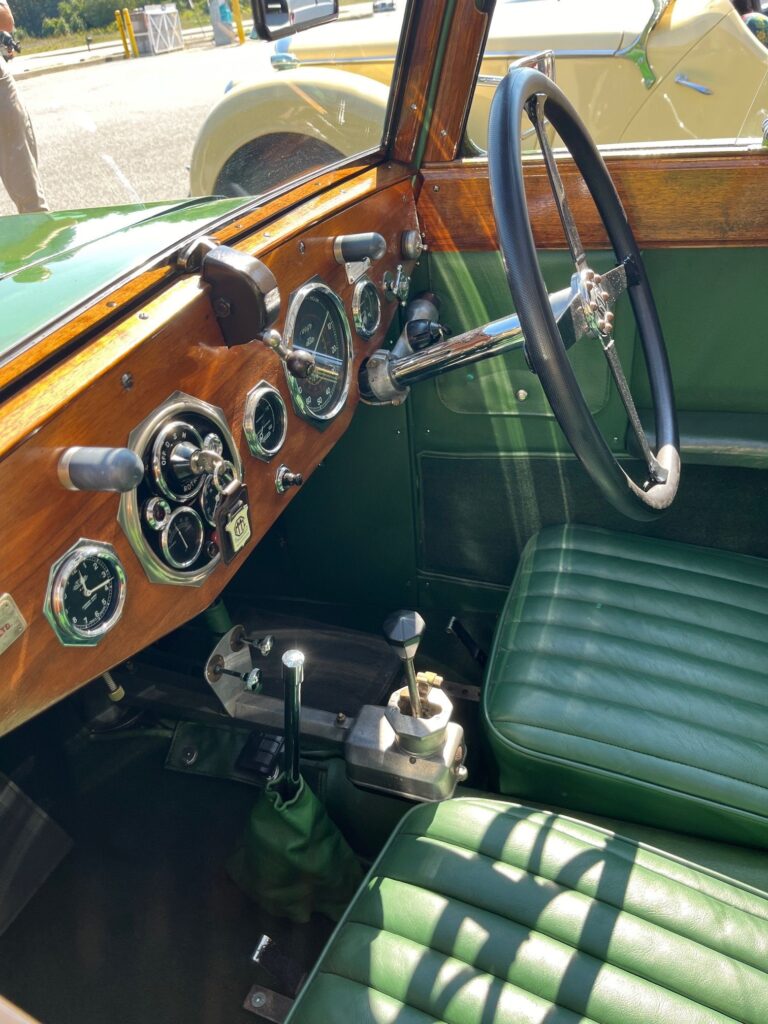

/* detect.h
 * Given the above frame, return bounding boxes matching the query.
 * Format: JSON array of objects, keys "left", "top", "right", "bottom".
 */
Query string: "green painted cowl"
[{"left": 0, "top": 196, "right": 244, "bottom": 356}]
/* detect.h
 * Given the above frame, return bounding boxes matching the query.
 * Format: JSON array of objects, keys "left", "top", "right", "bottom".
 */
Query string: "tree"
[{"left": 11, "top": 0, "right": 60, "bottom": 36}]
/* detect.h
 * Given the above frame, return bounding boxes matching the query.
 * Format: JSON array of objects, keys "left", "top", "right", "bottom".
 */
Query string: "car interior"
[{"left": 1, "top": 2, "right": 767, "bottom": 1023}]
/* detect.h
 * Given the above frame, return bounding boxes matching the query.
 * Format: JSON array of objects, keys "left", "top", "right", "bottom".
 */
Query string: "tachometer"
[{"left": 283, "top": 282, "right": 352, "bottom": 423}]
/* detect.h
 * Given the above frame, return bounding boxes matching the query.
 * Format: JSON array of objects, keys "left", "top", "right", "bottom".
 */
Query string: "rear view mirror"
[{"left": 251, "top": 0, "right": 338, "bottom": 40}]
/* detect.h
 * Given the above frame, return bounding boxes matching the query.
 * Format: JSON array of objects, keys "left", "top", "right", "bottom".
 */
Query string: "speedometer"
[{"left": 283, "top": 282, "right": 352, "bottom": 423}]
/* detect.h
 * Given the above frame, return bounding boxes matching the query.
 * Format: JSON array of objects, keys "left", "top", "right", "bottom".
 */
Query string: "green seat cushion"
[
  {"left": 482, "top": 525, "right": 768, "bottom": 846},
  {"left": 287, "top": 797, "right": 768, "bottom": 1023}
]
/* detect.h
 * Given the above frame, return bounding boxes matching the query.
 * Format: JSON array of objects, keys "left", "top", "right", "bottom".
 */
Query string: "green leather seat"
[
  {"left": 287, "top": 797, "right": 768, "bottom": 1023},
  {"left": 483, "top": 525, "right": 768, "bottom": 846}
]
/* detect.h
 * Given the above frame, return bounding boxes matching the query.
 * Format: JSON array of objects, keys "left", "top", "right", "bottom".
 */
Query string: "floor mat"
[{"left": 0, "top": 732, "right": 333, "bottom": 1024}]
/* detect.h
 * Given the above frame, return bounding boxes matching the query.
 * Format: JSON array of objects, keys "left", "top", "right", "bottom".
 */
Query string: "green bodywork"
[{"left": 0, "top": 197, "right": 243, "bottom": 354}]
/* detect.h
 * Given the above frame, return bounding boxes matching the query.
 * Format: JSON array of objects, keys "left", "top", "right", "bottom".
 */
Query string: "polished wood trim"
[
  {"left": 0, "top": 180, "right": 418, "bottom": 736},
  {"left": 0, "top": 158, "right": 403, "bottom": 396},
  {"left": 422, "top": 2, "right": 491, "bottom": 163},
  {"left": 418, "top": 151, "right": 768, "bottom": 251},
  {"left": 390, "top": 0, "right": 451, "bottom": 166}
]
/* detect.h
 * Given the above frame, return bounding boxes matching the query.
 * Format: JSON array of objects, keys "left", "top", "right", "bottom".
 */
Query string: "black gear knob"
[{"left": 382, "top": 610, "right": 426, "bottom": 662}]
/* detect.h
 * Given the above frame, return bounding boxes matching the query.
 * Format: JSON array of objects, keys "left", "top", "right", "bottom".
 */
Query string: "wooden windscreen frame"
[
  {"left": 418, "top": 149, "right": 768, "bottom": 252},
  {"left": 417, "top": 3, "right": 768, "bottom": 251}
]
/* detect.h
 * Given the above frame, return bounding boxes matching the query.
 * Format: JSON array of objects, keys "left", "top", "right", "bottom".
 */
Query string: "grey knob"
[
  {"left": 58, "top": 446, "right": 144, "bottom": 493},
  {"left": 383, "top": 610, "right": 426, "bottom": 662},
  {"left": 383, "top": 610, "right": 426, "bottom": 718}
]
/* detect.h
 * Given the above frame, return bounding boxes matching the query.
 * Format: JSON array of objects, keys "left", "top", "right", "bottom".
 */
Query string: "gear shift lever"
[
  {"left": 282, "top": 649, "right": 304, "bottom": 798},
  {"left": 382, "top": 610, "right": 426, "bottom": 718}
]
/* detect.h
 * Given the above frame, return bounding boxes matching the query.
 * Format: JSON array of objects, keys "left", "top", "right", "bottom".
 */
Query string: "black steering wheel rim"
[{"left": 488, "top": 68, "right": 680, "bottom": 521}]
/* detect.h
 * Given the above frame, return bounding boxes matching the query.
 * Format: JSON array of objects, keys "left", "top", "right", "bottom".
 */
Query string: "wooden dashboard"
[{"left": 0, "top": 169, "right": 418, "bottom": 737}]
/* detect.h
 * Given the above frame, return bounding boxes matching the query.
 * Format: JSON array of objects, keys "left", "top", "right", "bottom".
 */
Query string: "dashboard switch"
[{"left": 275, "top": 465, "right": 303, "bottom": 494}]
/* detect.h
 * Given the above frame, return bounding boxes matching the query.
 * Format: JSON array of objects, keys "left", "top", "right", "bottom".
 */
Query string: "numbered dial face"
[
  {"left": 352, "top": 279, "right": 381, "bottom": 339},
  {"left": 161, "top": 507, "right": 205, "bottom": 569},
  {"left": 46, "top": 542, "right": 126, "bottom": 646},
  {"left": 243, "top": 383, "right": 287, "bottom": 460},
  {"left": 284, "top": 283, "right": 352, "bottom": 422},
  {"left": 151, "top": 421, "right": 204, "bottom": 501}
]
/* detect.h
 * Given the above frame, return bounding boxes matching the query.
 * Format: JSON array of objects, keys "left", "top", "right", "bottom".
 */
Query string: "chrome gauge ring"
[
  {"left": 44, "top": 540, "right": 127, "bottom": 647},
  {"left": 282, "top": 281, "right": 353, "bottom": 424}
]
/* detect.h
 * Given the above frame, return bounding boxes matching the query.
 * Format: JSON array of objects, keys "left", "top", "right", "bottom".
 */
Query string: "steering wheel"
[{"left": 488, "top": 68, "right": 680, "bottom": 521}]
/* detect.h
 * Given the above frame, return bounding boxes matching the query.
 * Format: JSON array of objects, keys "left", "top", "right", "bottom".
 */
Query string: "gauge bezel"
[
  {"left": 282, "top": 280, "right": 353, "bottom": 424},
  {"left": 118, "top": 393, "right": 243, "bottom": 588},
  {"left": 44, "top": 539, "right": 127, "bottom": 647},
  {"left": 160, "top": 507, "right": 205, "bottom": 570},
  {"left": 352, "top": 278, "right": 382, "bottom": 339},
  {"left": 243, "top": 380, "right": 288, "bottom": 460}
]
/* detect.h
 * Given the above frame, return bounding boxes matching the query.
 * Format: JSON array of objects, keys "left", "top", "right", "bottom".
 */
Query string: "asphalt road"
[{"left": 0, "top": 40, "right": 273, "bottom": 217}]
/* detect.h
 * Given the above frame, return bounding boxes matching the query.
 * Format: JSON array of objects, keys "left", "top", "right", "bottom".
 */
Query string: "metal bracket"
[
  {"left": 243, "top": 985, "right": 293, "bottom": 1023},
  {"left": 618, "top": 0, "right": 671, "bottom": 89}
]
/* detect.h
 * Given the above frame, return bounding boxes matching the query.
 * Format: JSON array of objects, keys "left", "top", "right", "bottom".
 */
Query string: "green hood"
[{"left": 0, "top": 196, "right": 244, "bottom": 357}]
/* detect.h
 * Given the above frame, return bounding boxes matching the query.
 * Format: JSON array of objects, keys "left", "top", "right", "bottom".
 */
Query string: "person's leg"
[{"left": 0, "top": 61, "right": 48, "bottom": 214}]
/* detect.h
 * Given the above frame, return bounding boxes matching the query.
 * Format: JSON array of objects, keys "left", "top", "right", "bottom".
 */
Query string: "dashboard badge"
[{"left": 0, "top": 594, "right": 27, "bottom": 657}]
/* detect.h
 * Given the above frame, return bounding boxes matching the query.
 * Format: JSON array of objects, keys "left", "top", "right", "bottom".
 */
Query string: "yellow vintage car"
[{"left": 191, "top": 0, "right": 768, "bottom": 196}]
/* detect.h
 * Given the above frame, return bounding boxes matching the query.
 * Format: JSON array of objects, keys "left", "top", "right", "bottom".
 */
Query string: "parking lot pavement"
[{"left": 0, "top": 39, "right": 272, "bottom": 217}]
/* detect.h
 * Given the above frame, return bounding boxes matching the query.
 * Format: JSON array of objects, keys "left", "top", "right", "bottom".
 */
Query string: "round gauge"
[
  {"left": 284, "top": 282, "right": 352, "bottom": 422},
  {"left": 161, "top": 507, "right": 205, "bottom": 570},
  {"left": 151, "top": 420, "right": 204, "bottom": 501},
  {"left": 243, "top": 382, "right": 288, "bottom": 460},
  {"left": 200, "top": 475, "right": 221, "bottom": 527},
  {"left": 45, "top": 541, "right": 127, "bottom": 646},
  {"left": 143, "top": 496, "right": 171, "bottom": 531},
  {"left": 352, "top": 279, "right": 381, "bottom": 339}
]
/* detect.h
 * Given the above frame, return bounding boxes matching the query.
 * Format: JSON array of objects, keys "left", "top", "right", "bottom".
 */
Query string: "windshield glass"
[
  {"left": 466, "top": 0, "right": 768, "bottom": 153},
  {"left": 0, "top": 0, "right": 405, "bottom": 219}
]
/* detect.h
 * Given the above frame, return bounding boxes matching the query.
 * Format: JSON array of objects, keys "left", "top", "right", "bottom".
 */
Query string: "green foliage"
[
  {"left": 11, "top": 0, "right": 60, "bottom": 36},
  {"left": 16, "top": 0, "right": 145, "bottom": 35}
]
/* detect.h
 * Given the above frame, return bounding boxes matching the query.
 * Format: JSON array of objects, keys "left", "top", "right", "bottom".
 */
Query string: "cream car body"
[{"left": 190, "top": 0, "right": 768, "bottom": 196}]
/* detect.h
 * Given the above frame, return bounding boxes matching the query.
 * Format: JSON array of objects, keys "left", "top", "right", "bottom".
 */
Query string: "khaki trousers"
[{"left": 0, "top": 59, "right": 47, "bottom": 214}]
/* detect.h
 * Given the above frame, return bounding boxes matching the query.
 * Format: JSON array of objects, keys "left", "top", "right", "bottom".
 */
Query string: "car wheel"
[{"left": 213, "top": 133, "right": 345, "bottom": 198}]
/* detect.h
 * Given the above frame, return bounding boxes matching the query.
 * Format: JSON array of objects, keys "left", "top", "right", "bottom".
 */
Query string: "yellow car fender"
[{"left": 189, "top": 67, "right": 390, "bottom": 198}]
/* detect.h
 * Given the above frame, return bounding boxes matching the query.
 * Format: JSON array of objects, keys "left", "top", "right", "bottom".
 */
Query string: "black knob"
[
  {"left": 333, "top": 232, "right": 387, "bottom": 264},
  {"left": 285, "top": 349, "right": 316, "bottom": 379},
  {"left": 406, "top": 319, "right": 448, "bottom": 352},
  {"left": 276, "top": 465, "right": 303, "bottom": 493}
]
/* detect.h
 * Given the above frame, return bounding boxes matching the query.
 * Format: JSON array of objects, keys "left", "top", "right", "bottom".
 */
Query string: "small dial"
[
  {"left": 151, "top": 421, "right": 204, "bottom": 501},
  {"left": 45, "top": 541, "right": 126, "bottom": 646},
  {"left": 243, "top": 382, "right": 288, "bottom": 460},
  {"left": 352, "top": 279, "right": 381, "bottom": 339},
  {"left": 161, "top": 507, "right": 205, "bottom": 569},
  {"left": 200, "top": 475, "right": 221, "bottom": 527},
  {"left": 144, "top": 497, "right": 171, "bottom": 531}
]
